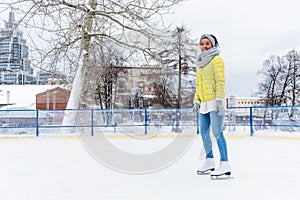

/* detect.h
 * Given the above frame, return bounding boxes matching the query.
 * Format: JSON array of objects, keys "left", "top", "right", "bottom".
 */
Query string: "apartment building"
[{"left": 227, "top": 95, "right": 266, "bottom": 108}]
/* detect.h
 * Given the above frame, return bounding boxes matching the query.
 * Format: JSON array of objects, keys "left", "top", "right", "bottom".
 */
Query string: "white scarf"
[{"left": 196, "top": 47, "right": 220, "bottom": 67}]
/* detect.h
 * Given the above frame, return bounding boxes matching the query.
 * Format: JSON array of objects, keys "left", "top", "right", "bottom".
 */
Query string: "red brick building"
[{"left": 36, "top": 87, "right": 70, "bottom": 110}]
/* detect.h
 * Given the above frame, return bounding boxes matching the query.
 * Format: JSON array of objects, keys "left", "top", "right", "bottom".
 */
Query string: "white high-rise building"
[{"left": 0, "top": 10, "right": 35, "bottom": 84}]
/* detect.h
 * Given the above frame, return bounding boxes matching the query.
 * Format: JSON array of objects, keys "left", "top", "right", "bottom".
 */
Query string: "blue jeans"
[{"left": 200, "top": 111, "right": 228, "bottom": 161}]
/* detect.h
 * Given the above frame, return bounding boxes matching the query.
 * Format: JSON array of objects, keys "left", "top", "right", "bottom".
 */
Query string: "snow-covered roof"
[
  {"left": 0, "top": 85, "right": 62, "bottom": 110},
  {"left": 233, "top": 96, "right": 265, "bottom": 100}
]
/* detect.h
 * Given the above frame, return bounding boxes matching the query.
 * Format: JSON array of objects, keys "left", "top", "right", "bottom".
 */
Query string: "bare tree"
[
  {"left": 257, "top": 55, "right": 283, "bottom": 106},
  {"left": 0, "top": 0, "right": 184, "bottom": 108},
  {"left": 285, "top": 50, "right": 300, "bottom": 107},
  {"left": 156, "top": 26, "right": 197, "bottom": 108},
  {"left": 257, "top": 50, "right": 300, "bottom": 106},
  {"left": 89, "top": 40, "right": 124, "bottom": 109}
]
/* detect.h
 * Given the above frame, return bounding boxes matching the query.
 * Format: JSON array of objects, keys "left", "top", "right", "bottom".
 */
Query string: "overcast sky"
[
  {"left": 168, "top": 0, "right": 300, "bottom": 97},
  {"left": 1, "top": 0, "right": 300, "bottom": 97}
]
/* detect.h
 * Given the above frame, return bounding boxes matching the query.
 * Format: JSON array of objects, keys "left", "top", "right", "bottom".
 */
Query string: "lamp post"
[
  {"left": 176, "top": 27, "right": 184, "bottom": 108},
  {"left": 175, "top": 27, "right": 184, "bottom": 133}
]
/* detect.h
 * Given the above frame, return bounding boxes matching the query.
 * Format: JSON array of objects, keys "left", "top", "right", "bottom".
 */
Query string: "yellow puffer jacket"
[{"left": 194, "top": 55, "right": 225, "bottom": 103}]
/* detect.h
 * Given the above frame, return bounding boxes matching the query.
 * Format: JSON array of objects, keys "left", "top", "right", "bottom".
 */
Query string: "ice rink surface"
[{"left": 0, "top": 134, "right": 299, "bottom": 200}]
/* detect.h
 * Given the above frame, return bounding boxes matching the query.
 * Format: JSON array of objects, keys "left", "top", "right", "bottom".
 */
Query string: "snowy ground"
[{"left": 0, "top": 134, "right": 300, "bottom": 200}]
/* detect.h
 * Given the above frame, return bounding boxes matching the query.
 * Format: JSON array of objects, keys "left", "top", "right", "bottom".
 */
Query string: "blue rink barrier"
[{"left": 0, "top": 106, "right": 299, "bottom": 137}]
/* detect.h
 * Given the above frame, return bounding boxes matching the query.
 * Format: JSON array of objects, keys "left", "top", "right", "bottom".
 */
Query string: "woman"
[{"left": 193, "top": 34, "right": 231, "bottom": 178}]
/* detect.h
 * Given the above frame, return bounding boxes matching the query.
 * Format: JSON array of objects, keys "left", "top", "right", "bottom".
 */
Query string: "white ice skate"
[
  {"left": 210, "top": 161, "right": 232, "bottom": 179},
  {"left": 197, "top": 158, "right": 215, "bottom": 175}
]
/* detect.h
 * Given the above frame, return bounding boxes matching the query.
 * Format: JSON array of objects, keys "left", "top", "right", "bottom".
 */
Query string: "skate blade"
[
  {"left": 197, "top": 168, "right": 214, "bottom": 175},
  {"left": 197, "top": 171, "right": 211, "bottom": 175},
  {"left": 211, "top": 172, "right": 233, "bottom": 180}
]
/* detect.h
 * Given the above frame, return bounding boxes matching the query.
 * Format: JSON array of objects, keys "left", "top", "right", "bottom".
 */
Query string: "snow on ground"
[{"left": 0, "top": 134, "right": 299, "bottom": 200}]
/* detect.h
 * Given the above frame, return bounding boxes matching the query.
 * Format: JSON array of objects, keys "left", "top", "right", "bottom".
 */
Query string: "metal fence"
[
  {"left": 0, "top": 106, "right": 300, "bottom": 137},
  {"left": 226, "top": 106, "right": 300, "bottom": 136}
]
